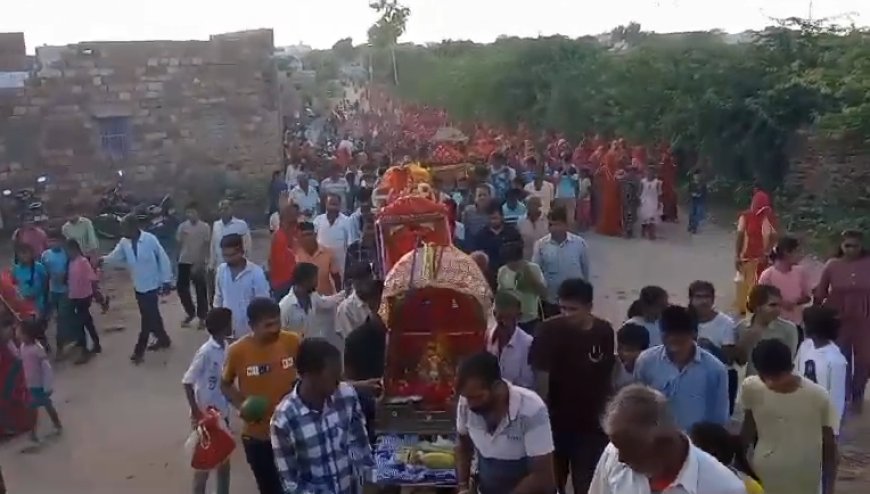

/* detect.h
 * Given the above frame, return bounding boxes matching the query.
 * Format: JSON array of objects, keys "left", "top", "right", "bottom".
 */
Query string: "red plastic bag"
[{"left": 186, "top": 409, "right": 235, "bottom": 471}]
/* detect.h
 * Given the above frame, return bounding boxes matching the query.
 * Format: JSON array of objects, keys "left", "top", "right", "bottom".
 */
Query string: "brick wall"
[{"left": 0, "top": 29, "right": 281, "bottom": 221}]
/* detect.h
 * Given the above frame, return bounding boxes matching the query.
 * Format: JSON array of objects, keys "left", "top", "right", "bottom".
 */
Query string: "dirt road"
[{"left": 2, "top": 223, "right": 868, "bottom": 493}]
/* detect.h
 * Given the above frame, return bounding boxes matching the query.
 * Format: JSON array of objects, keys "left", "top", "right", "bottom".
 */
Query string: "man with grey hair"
[{"left": 589, "top": 384, "right": 747, "bottom": 494}]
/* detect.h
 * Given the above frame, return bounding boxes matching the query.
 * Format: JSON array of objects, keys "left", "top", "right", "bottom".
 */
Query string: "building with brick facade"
[{"left": 0, "top": 29, "right": 282, "bottom": 224}]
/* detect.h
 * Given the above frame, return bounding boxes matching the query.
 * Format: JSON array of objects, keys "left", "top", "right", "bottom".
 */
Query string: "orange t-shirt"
[
  {"left": 269, "top": 228, "right": 297, "bottom": 289},
  {"left": 222, "top": 331, "right": 301, "bottom": 439},
  {"left": 295, "top": 246, "right": 339, "bottom": 295}
]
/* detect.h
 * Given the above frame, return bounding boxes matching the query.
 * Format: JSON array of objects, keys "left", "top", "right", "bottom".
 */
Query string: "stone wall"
[
  {"left": 0, "top": 29, "right": 281, "bottom": 220},
  {"left": 784, "top": 131, "right": 870, "bottom": 209}
]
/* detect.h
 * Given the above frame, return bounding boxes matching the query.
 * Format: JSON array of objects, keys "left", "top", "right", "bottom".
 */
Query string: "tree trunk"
[{"left": 391, "top": 45, "right": 399, "bottom": 85}]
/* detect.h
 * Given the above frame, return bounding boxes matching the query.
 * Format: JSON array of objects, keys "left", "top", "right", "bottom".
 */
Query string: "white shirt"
[
  {"left": 284, "top": 164, "right": 301, "bottom": 189},
  {"left": 486, "top": 326, "right": 535, "bottom": 389},
  {"left": 795, "top": 339, "right": 848, "bottom": 434},
  {"left": 524, "top": 181, "right": 555, "bottom": 214},
  {"left": 269, "top": 211, "right": 280, "bottom": 233},
  {"left": 209, "top": 218, "right": 252, "bottom": 269},
  {"left": 213, "top": 261, "right": 271, "bottom": 338},
  {"left": 697, "top": 312, "right": 736, "bottom": 349},
  {"left": 181, "top": 337, "right": 230, "bottom": 418},
  {"left": 456, "top": 380, "right": 553, "bottom": 461},
  {"left": 289, "top": 185, "right": 320, "bottom": 217},
  {"left": 335, "top": 292, "right": 371, "bottom": 340},
  {"left": 589, "top": 441, "right": 747, "bottom": 494},
  {"left": 313, "top": 213, "right": 352, "bottom": 277},
  {"left": 338, "top": 139, "right": 354, "bottom": 153},
  {"left": 279, "top": 289, "right": 347, "bottom": 350}
]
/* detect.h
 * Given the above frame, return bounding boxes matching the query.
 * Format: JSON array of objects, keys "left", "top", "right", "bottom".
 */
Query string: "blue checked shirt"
[{"left": 270, "top": 382, "right": 374, "bottom": 494}]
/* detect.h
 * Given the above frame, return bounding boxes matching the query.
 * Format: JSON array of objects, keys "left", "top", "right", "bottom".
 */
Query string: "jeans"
[
  {"left": 688, "top": 198, "right": 705, "bottom": 233},
  {"left": 553, "top": 429, "right": 609, "bottom": 494},
  {"left": 70, "top": 296, "right": 100, "bottom": 350},
  {"left": 207, "top": 269, "right": 216, "bottom": 310},
  {"left": 242, "top": 437, "right": 283, "bottom": 494},
  {"left": 177, "top": 263, "right": 208, "bottom": 320},
  {"left": 193, "top": 461, "right": 230, "bottom": 494},
  {"left": 133, "top": 290, "right": 170, "bottom": 357},
  {"left": 48, "top": 292, "right": 74, "bottom": 348}
]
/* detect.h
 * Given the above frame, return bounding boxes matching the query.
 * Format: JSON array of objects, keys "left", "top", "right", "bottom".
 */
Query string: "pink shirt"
[
  {"left": 20, "top": 342, "right": 52, "bottom": 389},
  {"left": 67, "top": 256, "right": 98, "bottom": 299},
  {"left": 759, "top": 264, "right": 810, "bottom": 325}
]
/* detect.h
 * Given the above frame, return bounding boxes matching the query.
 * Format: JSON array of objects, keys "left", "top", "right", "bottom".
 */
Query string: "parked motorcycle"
[
  {"left": 93, "top": 170, "right": 176, "bottom": 240},
  {"left": 93, "top": 171, "right": 130, "bottom": 239},
  {"left": 2, "top": 175, "right": 49, "bottom": 228}
]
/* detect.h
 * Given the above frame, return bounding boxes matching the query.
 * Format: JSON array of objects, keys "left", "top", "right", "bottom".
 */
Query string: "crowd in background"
[{"left": 2, "top": 93, "right": 870, "bottom": 494}]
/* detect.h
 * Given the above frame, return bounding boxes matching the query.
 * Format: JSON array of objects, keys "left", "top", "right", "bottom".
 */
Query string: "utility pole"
[{"left": 808, "top": 0, "right": 813, "bottom": 21}]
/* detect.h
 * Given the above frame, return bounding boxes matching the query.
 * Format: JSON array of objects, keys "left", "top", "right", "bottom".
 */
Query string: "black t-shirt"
[
  {"left": 343, "top": 316, "right": 387, "bottom": 380},
  {"left": 529, "top": 315, "right": 615, "bottom": 435}
]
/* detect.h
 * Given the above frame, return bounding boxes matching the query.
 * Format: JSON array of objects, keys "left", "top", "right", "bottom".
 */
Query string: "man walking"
[
  {"left": 213, "top": 234, "right": 271, "bottom": 339},
  {"left": 176, "top": 202, "right": 211, "bottom": 328},
  {"left": 208, "top": 200, "right": 252, "bottom": 304},
  {"left": 531, "top": 207, "right": 591, "bottom": 318},
  {"left": 100, "top": 215, "right": 173, "bottom": 364}
]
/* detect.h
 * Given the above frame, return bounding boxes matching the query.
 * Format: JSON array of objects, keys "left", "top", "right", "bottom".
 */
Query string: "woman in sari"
[
  {"left": 595, "top": 142, "right": 623, "bottom": 236},
  {"left": 659, "top": 144, "right": 678, "bottom": 222},
  {"left": 734, "top": 190, "right": 778, "bottom": 315},
  {"left": 814, "top": 230, "right": 870, "bottom": 413},
  {"left": 0, "top": 314, "right": 35, "bottom": 438}
]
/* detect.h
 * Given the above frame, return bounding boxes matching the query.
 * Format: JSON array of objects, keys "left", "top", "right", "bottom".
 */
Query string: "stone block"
[
  {"left": 192, "top": 57, "right": 203, "bottom": 65},
  {"left": 147, "top": 82, "right": 164, "bottom": 91},
  {"left": 39, "top": 68, "right": 63, "bottom": 78},
  {"left": 119, "top": 92, "right": 131, "bottom": 101},
  {"left": 93, "top": 76, "right": 102, "bottom": 85},
  {"left": 13, "top": 106, "right": 26, "bottom": 116},
  {"left": 145, "top": 91, "right": 161, "bottom": 99},
  {"left": 144, "top": 132, "right": 167, "bottom": 141},
  {"left": 169, "top": 58, "right": 180, "bottom": 66},
  {"left": 71, "top": 86, "right": 83, "bottom": 94},
  {"left": 147, "top": 58, "right": 159, "bottom": 66}
]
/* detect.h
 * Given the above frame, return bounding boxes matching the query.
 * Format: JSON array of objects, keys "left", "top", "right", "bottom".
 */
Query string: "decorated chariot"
[{"left": 367, "top": 171, "right": 492, "bottom": 489}]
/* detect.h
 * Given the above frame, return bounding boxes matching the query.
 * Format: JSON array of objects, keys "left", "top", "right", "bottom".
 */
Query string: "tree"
[
  {"left": 610, "top": 22, "right": 645, "bottom": 45},
  {"left": 367, "top": 0, "right": 411, "bottom": 84},
  {"left": 332, "top": 37, "right": 356, "bottom": 62}
]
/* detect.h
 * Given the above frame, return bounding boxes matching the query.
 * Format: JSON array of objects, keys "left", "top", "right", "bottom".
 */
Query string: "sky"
[{"left": 2, "top": 0, "right": 868, "bottom": 52}]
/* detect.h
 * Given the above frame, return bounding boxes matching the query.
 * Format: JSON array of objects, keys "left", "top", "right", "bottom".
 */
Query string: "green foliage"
[
  {"left": 332, "top": 37, "right": 357, "bottom": 62},
  {"left": 350, "top": 19, "right": 869, "bottom": 195}
]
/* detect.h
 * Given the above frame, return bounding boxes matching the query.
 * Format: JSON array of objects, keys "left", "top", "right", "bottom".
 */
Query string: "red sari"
[
  {"left": 596, "top": 146, "right": 623, "bottom": 236},
  {"left": 659, "top": 145, "right": 678, "bottom": 222},
  {"left": 1, "top": 338, "right": 35, "bottom": 437}
]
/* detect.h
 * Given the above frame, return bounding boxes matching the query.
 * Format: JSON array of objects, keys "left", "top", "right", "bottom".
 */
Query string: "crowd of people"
[{"left": 1, "top": 91, "right": 869, "bottom": 494}]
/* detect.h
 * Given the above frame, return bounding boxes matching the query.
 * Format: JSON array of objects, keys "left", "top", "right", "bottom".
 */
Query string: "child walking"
[
  {"left": 18, "top": 319, "right": 62, "bottom": 443},
  {"left": 182, "top": 308, "right": 233, "bottom": 494},
  {"left": 41, "top": 230, "right": 73, "bottom": 359},
  {"left": 66, "top": 239, "right": 101, "bottom": 364},
  {"left": 796, "top": 306, "right": 848, "bottom": 438},
  {"left": 614, "top": 322, "right": 650, "bottom": 389},
  {"left": 12, "top": 242, "right": 49, "bottom": 351}
]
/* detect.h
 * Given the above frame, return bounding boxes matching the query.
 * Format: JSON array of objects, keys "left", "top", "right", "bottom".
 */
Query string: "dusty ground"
[{"left": 2, "top": 223, "right": 868, "bottom": 493}]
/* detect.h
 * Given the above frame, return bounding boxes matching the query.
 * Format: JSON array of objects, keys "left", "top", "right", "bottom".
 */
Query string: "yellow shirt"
[
  {"left": 222, "top": 331, "right": 301, "bottom": 439},
  {"left": 743, "top": 474, "right": 764, "bottom": 494},
  {"left": 740, "top": 376, "right": 838, "bottom": 494}
]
